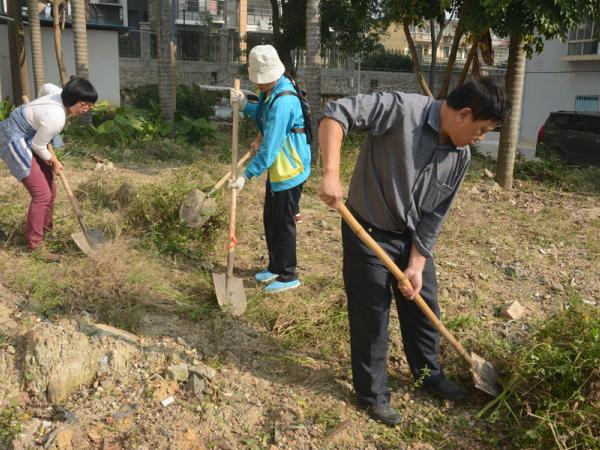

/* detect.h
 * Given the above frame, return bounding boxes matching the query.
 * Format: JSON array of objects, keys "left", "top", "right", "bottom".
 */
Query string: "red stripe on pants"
[{"left": 21, "top": 155, "right": 56, "bottom": 250}]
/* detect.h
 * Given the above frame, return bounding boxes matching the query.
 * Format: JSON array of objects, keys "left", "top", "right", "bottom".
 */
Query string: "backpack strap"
[{"left": 265, "top": 91, "right": 306, "bottom": 134}]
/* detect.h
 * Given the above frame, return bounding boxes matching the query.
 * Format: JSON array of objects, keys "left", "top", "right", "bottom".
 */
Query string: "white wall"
[
  {"left": 521, "top": 39, "right": 600, "bottom": 143},
  {"left": 0, "top": 23, "right": 120, "bottom": 105}
]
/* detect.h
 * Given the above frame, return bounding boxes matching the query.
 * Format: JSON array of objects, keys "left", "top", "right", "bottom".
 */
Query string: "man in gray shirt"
[{"left": 318, "top": 78, "right": 510, "bottom": 426}]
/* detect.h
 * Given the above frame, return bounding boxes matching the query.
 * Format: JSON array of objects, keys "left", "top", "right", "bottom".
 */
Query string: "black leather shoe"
[
  {"left": 364, "top": 404, "right": 402, "bottom": 427},
  {"left": 423, "top": 376, "right": 466, "bottom": 401}
]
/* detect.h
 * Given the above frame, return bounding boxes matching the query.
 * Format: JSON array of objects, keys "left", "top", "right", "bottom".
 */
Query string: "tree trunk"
[
  {"left": 71, "top": 0, "right": 89, "bottom": 79},
  {"left": 7, "top": 0, "right": 31, "bottom": 102},
  {"left": 27, "top": 0, "right": 45, "bottom": 95},
  {"left": 428, "top": 18, "right": 437, "bottom": 93},
  {"left": 496, "top": 34, "right": 525, "bottom": 190},
  {"left": 269, "top": 0, "right": 294, "bottom": 74},
  {"left": 152, "top": 0, "right": 175, "bottom": 122},
  {"left": 52, "top": 1, "right": 69, "bottom": 86},
  {"left": 457, "top": 38, "right": 477, "bottom": 87},
  {"left": 436, "top": 4, "right": 467, "bottom": 98},
  {"left": 471, "top": 48, "right": 480, "bottom": 78},
  {"left": 403, "top": 23, "right": 433, "bottom": 98},
  {"left": 305, "top": 0, "right": 321, "bottom": 164}
]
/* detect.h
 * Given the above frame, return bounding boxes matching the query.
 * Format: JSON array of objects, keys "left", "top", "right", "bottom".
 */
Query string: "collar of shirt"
[{"left": 427, "top": 99, "right": 460, "bottom": 151}]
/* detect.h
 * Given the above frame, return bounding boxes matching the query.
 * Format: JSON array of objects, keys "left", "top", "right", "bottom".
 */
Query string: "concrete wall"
[
  {"left": 0, "top": 23, "right": 120, "bottom": 104},
  {"left": 521, "top": 38, "right": 600, "bottom": 143}
]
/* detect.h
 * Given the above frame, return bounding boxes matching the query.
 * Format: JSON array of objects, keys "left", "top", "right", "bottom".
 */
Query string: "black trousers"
[
  {"left": 264, "top": 180, "right": 303, "bottom": 282},
  {"left": 342, "top": 219, "right": 443, "bottom": 406}
]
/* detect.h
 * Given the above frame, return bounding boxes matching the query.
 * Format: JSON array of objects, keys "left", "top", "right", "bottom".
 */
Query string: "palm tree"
[
  {"left": 7, "top": 0, "right": 31, "bottom": 101},
  {"left": 71, "top": 0, "right": 89, "bottom": 79},
  {"left": 151, "top": 0, "right": 175, "bottom": 122},
  {"left": 305, "top": 0, "right": 321, "bottom": 163},
  {"left": 27, "top": 0, "right": 45, "bottom": 94},
  {"left": 495, "top": 34, "right": 525, "bottom": 190},
  {"left": 50, "top": 0, "right": 69, "bottom": 86}
]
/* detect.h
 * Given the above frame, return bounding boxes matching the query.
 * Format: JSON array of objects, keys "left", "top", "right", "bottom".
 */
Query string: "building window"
[
  {"left": 575, "top": 95, "right": 600, "bottom": 112},
  {"left": 187, "top": 0, "right": 199, "bottom": 12},
  {"left": 567, "top": 18, "right": 599, "bottom": 56},
  {"left": 443, "top": 46, "right": 450, "bottom": 58},
  {"left": 247, "top": 0, "right": 271, "bottom": 26}
]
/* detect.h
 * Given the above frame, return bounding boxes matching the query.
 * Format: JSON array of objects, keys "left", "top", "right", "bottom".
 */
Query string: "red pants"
[{"left": 21, "top": 155, "right": 56, "bottom": 250}]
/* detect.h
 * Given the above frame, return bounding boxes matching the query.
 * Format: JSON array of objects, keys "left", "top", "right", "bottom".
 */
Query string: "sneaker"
[
  {"left": 31, "top": 245, "right": 60, "bottom": 263},
  {"left": 264, "top": 279, "right": 301, "bottom": 293},
  {"left": 423, "top": 376, "right": 466, "bottom": 401},
  {"left": 294, "top": 213, "right": 303, "bottom": 224},
  {"left": 255, "top": 269, "right": 278, "bottom": 283},
  {"left": 364, "top": 404, "right": 401, "bottom": 427}
]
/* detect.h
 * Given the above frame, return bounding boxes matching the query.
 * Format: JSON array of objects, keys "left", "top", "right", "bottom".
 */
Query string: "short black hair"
[
  {"left": 446, "top": 77, "right": 511, "bottom": 123},
  {"left": 61, "top": 76, "right": 98, "bottom": 107}
]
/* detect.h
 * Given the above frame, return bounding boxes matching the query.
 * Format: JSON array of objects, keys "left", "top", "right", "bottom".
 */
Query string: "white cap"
[{"left": 248, "top": 45, "right": 285, "bottom": 84}]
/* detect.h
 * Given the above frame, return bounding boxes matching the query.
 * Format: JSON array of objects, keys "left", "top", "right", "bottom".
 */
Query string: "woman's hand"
[{"left": 47, "top": 155, "right": 64, "bottom": 175}]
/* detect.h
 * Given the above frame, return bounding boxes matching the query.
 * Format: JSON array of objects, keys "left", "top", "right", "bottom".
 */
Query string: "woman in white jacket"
[{"left": 0, "top": 77, "right": 97, "bottom": 261}]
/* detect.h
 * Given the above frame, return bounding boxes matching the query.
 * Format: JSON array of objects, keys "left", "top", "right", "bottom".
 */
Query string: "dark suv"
[{"left": 536, "top": 111, "right": 600, "bottom": 165}]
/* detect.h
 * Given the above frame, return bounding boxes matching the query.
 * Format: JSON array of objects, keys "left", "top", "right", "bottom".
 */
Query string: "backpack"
[{"left": 259, "top": 75, "right": 313, "bottom": 145}]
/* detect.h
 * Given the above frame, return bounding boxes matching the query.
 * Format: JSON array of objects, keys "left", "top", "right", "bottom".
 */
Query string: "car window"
[
  {"left": 548, "top": 115, "right": 570, "bottom": 129},
  {"left": 571, "top": 115, "right": 600, "bottom": 134}
]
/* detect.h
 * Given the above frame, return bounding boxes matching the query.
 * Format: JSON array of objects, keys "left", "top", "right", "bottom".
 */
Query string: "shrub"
[
  {"left": 123, "top": 84, "right": 222, "bottom": 119},
  {"left": 0, "top": 98, "right": 15, "bottom": 121}
]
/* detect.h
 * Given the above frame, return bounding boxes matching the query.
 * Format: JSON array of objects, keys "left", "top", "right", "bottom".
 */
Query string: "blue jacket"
[{"left": 243, "top": 75, "right": 311, "bottom": 192}]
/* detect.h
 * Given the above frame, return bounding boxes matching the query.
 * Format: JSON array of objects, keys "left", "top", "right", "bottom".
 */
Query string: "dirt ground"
[{"left": 0, "top": 151, "right": 599, "bottom": 449}]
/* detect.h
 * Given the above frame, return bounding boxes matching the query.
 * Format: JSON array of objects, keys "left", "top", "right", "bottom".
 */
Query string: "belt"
[
  {"left": 346, "top": 203, "right": 408, "bottom": 235},
  {"left": 290, "top": 128, "right": 305, "bottom": 134}
]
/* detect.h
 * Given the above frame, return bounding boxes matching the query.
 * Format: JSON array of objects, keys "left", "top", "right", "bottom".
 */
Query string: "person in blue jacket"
[{"left": 229, "top": 45, "right": 311, "bottom": 294}]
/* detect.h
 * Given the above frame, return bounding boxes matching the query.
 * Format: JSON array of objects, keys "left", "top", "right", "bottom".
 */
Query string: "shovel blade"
[
  {"left": 470, "top": 352, "right": 502, "bottom": 397},
  {"left": 212, "top": 272, "right": 246, "bottom": 316},
  {"left": 179, "top": 189, "right": 217, "bottom": 228},
  {"left": 71, "top": 229, "right": 107, "bottom": 256}
]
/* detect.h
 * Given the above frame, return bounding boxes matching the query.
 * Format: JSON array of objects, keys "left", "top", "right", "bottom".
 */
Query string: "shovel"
[
  {"left": 47, "top": 144, "right": 108, "bottom": 255},
  {"left": 179, "top": 149, "right": 253, "bottom": 228},
  {"left": 211, "top": 79, "right": 247, "bottom": 316},
  {"left": 337, "top": 203, "right": 501, "bottom": 397}
]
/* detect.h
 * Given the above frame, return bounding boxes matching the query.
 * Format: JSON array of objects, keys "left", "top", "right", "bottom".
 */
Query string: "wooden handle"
[
  {"left": 207, "top": 150, "right": 253, "bottom": 197},
  {"left": 47, "top": 144, "right": 92, "bottom": 245},
  {"left": 337, "top": 203, "right": 474, "bottom": 367},
  {"left": 226, "top": 79, "right": 241, "bottom": 284}
]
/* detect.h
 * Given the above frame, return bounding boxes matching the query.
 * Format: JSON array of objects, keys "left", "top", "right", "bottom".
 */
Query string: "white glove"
[
  {"left": 229, "top": 89, "right": 246, "bottom": 109},
  {"left": 228, "top": 174, "right": 248, "bottom": 192}
]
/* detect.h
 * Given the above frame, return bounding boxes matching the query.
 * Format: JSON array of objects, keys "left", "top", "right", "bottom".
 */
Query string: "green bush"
[
  {"left": 0, "top": 98, "right": 15, "bottom": 121},
  {"left": 515, "top": 157, "right": 600, "bottom": 194},
  {"left": 480, "top": 301, "right": 600, "bottom": 449},
  {"left": 123, "top": 84, "right": 222, "bottom": 119},
  {"left": 361, "top": 51, "right": 413, "bottom": 72}
]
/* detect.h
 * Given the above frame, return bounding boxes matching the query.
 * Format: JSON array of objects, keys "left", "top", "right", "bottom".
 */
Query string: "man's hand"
[
  {"left": 318, "top": 174, "right": 344, "bottom": 209},
  {"left": 398, "top": 267, "right": 423, "bottom": 300},
  {"left": 230, "top": 89, "right": 246, "bottom": 109},
  {"left": 228, "top": 174, "right": 247, "bottom": 192},
  {"left": 47, "top": 155, "right": 64, "bottom": 175},
  {"left": 398, "top": 243, "right": 426, "bottom": 300}
]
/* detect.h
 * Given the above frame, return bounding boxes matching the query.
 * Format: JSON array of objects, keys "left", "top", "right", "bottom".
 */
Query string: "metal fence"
[{"left": 118, "top": 31, "right": 141, "bottom": 58}]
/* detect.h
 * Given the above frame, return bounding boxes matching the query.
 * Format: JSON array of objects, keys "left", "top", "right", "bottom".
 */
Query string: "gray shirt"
[{"left": 322, "top": 91, "right": 470, "bottom": 258}]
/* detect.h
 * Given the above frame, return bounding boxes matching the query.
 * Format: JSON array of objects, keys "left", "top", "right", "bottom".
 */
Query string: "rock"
[
  {"left": 111, "top": 407, "right": 135, "bottom": 429},
  {"left": 0, "top": 303, "right": 18, "bottom": 335},
  {"left": 16, "top": 391, "right": 30, "bottom": 407},
  {"left": 22, "top": 322, "right": 99, "bottom": 403},
  {"left": 52, "top": 406, "right": 77, "bottom": 424},
  {"left": 491, "top": 182, "right": 502, "bottom": 192},
  {"left": 189, "top": 363, "right": 216, "bottom": 381},
  {"left": 407, "top": 443, "right": 435, "bottom": 450},
  {"left": 9, "top": 418, "right": 42, "bottom": 450},
  {"left": 467, "top": 185, "right": 480, "bottom": 195},
  {"left": 241, "top": 407, "right": 262, "bottom": 428},
  {"left": 501, "top": 301, "right": 526, "bottom": 320},
  {"left": 326, "top": 419, "right": 365, "bottom": 447},
  {"left": 93, "top": 323, "right": 139, "bottom": 344},
  {"left": 161, "top": 396, "right": 175, "bottom": 407},
  {"left": 188, "top": 374, "right": 205, "bottom": 400},
  {"left": 166, "top": 364, "right": 189, "bottom": 382},
  {"left": 44, "top": 426, "right": 74, "bottom": 450},
  {"left": 483, "top": 168, "right": 494, "bottom": 178}
]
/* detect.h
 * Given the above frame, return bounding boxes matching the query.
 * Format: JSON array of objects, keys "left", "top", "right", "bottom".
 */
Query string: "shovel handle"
[
  {"left": 226, "top": 79, "right": 241, "bottom": 283},
  {"left": 337, "top": 203, "right": 474, "bottom": 367},
  {"left": 47, "top": 144, "right": 92, "bottom": 244},
  {"left": 207, "top": 150, "right": 253, "bottom": 197}
]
